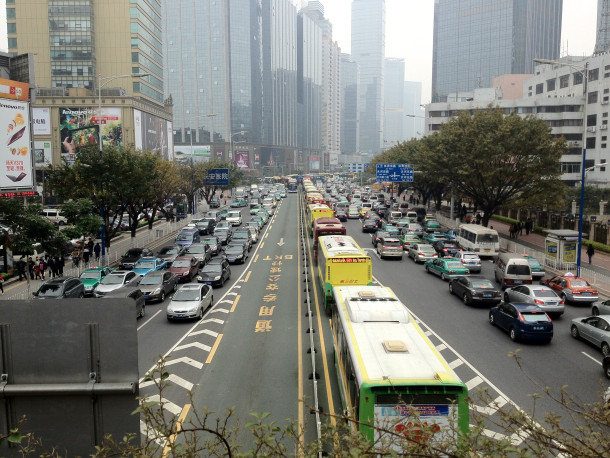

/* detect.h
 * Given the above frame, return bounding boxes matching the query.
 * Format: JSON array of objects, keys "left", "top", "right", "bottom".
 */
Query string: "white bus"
[{"left": 456, "top": 224, "right": 500, "bottom": 258}]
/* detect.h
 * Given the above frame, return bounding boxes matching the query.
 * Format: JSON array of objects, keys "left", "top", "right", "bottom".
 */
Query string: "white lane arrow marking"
[{"left": 278, "top": 238, "right": 285, "bottom": 246}]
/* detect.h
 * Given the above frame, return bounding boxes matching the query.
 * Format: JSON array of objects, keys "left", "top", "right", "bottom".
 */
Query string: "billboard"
[
  {"left": 234, "top": 151, "right": 250, "bottom": 169},
  {"left": 133, "top": 109, "right": 172, "bottom": 161},
  {"left": 0, "top": 99, "right": 33, "bottom": 190},
  {"left": 59, "top": 107, "right": 122, "bottom": 164},
  {"left": 34, "top": 141, "right": 52, "bottom": 165},
  {"left": 309, "top": 156, "right": 320, "bottom": 171},
  {"left": 0, "top": 78, "right": 29, "bottom": 102},
  {"left": 173, "top": 145, "right": 211, "bottom": 163},
  {"left": 32, "top": 107, "right": 51, "bottom": 135}
]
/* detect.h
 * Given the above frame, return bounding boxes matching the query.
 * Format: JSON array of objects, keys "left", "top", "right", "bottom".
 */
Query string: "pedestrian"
[
  {"left": 587, "top": 243, "right": 595, "bottom": 264},
  {"left": 48, "top": 256, "right": 56, "bottom": 278},
  {"left": 34, "top": 264, "right": 41, "bottom": 280},
  {"left": 525, "top": 217, "right": 532, "bottom": 235},
  {"left": 475, "top": 213, "right": 482, "bottom": 225},
  {"left": 94, "top": 242, "right": 101, "bottom": 262},
  {"left": 83, "top": 245, "right": 90, "bottom": 264},
  {"left": 57, "top": 254, "right": 65, "bottom": 276},
  {"left": 16, "top": 256, "right": 26, "bottom": 281},
  {"left": 39, "top": 258, "right": 46, "bottom": 280},
  {"left": 27, "top": 257, "right": 35, "bottom": 280},
  {"left": 72, "top": 247, "right": 80, "bottom": 267},
  {"left": 509, "top": 224, "right": 515, "bottom": 239},
  {"left": 518, "top": 220, "right": 524, "bottom": 236},
  {"left": 0, "top": 273, "right": 4, "bottom": 294}
]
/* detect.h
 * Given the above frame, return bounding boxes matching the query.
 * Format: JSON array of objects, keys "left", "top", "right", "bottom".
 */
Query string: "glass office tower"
[{"left": 432, "top": 0, "right": 562, "bottom": 102}]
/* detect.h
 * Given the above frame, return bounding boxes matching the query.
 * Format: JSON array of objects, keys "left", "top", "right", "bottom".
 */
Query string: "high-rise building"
[
  {"left": 340, "top": 53, "right": 359, "bottom": 154},
  {"left": 403, "top": 81, "right": 424, "bottom": 141},
  {"left": 595, "top": 0, "right": 610, "bottom": 54},
  {"left": 432, "top": 0, "right": 562, "bottom": 102},
  {"left": 383, "top": 58, "right": 404, "bottom": 149},
  {"left": 351, "top": 0, "right": 385, "bottom": 155},
  {"left": 8, "top": 0, "right": 172, "bottom": 168}
]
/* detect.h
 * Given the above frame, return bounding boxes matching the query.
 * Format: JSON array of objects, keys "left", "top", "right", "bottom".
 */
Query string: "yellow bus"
[
  {"left": 308, "top": 204, "right": 335, "bottom": 236},
  {"left": 316, "top": 235, "right": 373, "bottom": 315}
]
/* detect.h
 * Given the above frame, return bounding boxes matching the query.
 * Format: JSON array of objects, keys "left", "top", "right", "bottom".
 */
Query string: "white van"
[
  {"left": 41, "top": 208, "right": 67, "bottom": 226},
  {"left": 494, "top": 253, "right": 532, "bottom": 289}
]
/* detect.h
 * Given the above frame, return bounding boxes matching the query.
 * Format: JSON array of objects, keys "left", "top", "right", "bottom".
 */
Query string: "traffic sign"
[
  {"left": 203, "top": 168, "right": 230, "bottom": 186},
  {"left": 347, "top": 163, "right": 370, "bottom": 173},
  {"left": 375, "top": 163, "right": 414, "bottom": 182}
]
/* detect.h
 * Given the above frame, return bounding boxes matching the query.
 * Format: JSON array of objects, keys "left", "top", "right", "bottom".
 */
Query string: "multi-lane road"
[{"left": 4, "top": 193, "right": 608, "bottom": 450}]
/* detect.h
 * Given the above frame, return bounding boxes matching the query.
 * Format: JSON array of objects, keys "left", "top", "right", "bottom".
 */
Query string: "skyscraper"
[
  {"left": 595, "top": 0, "right": 610, "bottom": 54},
  {"left": 383, "top": 58, "right": 404, "bottom": 149},
  {"left": 351, "top": 0, "right": 385, "bottom": 155},
  {"left": 432, "top": 0, "right": 562, "bottom": 102},
  {"left": 340, "top": 53, "right": 359, "bottom": 154}
]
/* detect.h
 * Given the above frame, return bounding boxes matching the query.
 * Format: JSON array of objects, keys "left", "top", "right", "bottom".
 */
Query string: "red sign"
[
  {"left": 331, "top": 257, "right": 367, "bottom": 263},
  {"left": 0, "top": 190, "right": 37, "bottom": 198}
]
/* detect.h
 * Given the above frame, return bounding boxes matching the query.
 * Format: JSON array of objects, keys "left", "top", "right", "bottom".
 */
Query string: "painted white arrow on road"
[{"left": 278, "top": 238, "right": 285, "bottom": 246}]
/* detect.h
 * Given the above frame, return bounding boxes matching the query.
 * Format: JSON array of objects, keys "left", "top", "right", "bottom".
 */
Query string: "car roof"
[
  {"left": 102, "top": 286, "right": 142, "bottom": 297},
  {"left": 506, "top": 302, "right": 545, "bottom": 312},
  {"left": 143, "top": 270, "right": 165, "bottom": 277},
  {"left": 207, "top": 257, "right": 227, "bottom": 265},
  {"left": 173, "top": 256, "right": 195, "bottom": 261},
  {"left": 179, "top": 284, "right": 202, "bottom": 290},
  {"left": 110, "top": 270, "right": 131, "bottom": 275},
  {"left": 45, "top": 276, "right": 77, "bottom": 284}
]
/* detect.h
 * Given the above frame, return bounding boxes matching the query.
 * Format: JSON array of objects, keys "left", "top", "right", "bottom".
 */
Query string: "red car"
[
  {"left": 169, "top": 256, "right": 199, "bottom": 283},
  {"left": 540, "top": 273, "right": 599, "bottom": 303}
]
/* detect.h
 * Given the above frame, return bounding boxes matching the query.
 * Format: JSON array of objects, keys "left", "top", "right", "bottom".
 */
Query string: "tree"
[
  {"left": 435, "top": 108, "right": 567, "bottom": 226},
  {"left": 59, "top": 198, "right": 103, "bottom": 243}
]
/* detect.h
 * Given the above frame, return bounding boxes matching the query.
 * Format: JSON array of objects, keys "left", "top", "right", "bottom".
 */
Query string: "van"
[
  {"left": 494, "top": 253, "right": 532, "bottom": 289},
  {"left": 387, "top": 211, "right": 403, "bottom": 225},
  {"left": 42, "top": 208, "right": 67, "bottom": 226},
  {"left": 175, "top": 228, "right": 201, "bottom": 248}
]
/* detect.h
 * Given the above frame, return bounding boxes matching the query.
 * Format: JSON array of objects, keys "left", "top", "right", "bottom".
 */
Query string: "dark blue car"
[{"left": 489, "top": 302, "right": 553, "bottom": 343}]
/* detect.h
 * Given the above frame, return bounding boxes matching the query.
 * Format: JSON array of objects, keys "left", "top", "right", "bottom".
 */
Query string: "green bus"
[{"left": 331, "top": 285, "right": 469, "bottom": 450}]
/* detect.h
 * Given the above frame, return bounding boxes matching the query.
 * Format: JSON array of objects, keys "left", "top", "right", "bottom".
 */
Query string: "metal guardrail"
[{"left": 298, "top": 190, "right": 323, "bottom": 455}]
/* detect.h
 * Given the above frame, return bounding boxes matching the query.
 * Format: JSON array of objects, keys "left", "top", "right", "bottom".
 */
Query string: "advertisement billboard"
[
  {"left": 173, "top": 145, "right": 211, "bottom": 163},
  {"left": 309, "top": 156, "right": 320, "bottom": 171},
  {"left": 34, "top": 141, "right": 52, "bottom": 165},
  {"left": 234, "top": 151, "right": 250, "bottom": 169},
  {"left": 59, "top": 107, "right": 122, "bottom": 164},
  {"left": 32, "top": 107, "right": 51, "bottom": 135},
  {"left": 0, "top": 99, "right": 33, "bottom": 190},
  {"left": 133, "top": 109, "right": 172, "bottom": 161},
  {"left": 0, "top": 78, "right": 29, "bottom": 102}
]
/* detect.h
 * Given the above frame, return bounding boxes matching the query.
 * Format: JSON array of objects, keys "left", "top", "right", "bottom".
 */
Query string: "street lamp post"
[
  {"left": 534, "top": 58, "right": 589, "bottom": 275},
  {"left": 97, "top": 73, "right": 149, "bottom": 265}
]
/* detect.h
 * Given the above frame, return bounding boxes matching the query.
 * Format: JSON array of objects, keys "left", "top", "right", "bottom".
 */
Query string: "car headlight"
[
  {"left": 153, "top": 288, "right": 161, "bottom": 294},
  {"left": 183, "top": 271, "right": 190, "bottom": 276},
  {"left": 213, "top": 276, "right": 221, "bottom": 280},
  {"left": 85, "top": 285, "right": 93, "bottom": 291}
]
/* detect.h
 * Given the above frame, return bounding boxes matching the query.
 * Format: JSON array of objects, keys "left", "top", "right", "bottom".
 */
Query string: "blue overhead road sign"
[
  {"left": 203, "top": 168, "right": 230, "bottom": 186},
  {"left": 376, "top": 163, "right": 414, "bottom": 182},
  {"left": 347, "top": 163, "right": 370, "bottom": 173}
]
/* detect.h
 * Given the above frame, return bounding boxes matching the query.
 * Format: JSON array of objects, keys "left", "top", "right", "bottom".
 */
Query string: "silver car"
[
  {"left": 94, "top": 270, "right": 141, "bottom": 297},
  {"left": 503, "top": 284, "right": 565, "bottom": 317},
  {"left": 570, "top": 315, "right": 610, "bottom": 356},
  {"left": 377, "top": 237, "right": 403, "bottom": 259},
  {"left": 407, "top": 243, "right": 437, "bottom": 263},
  {"left": 591, "top": 299, "right": 610, "bottom": 316},
  {"left": 167, "top": 283, "right": 213, "bottom": 321},
  {"left": 452, "top": 251, "right": 482, "bottom": 273}
]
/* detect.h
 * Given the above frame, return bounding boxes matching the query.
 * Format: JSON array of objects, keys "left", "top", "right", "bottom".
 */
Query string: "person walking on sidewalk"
[{"left": 587, "top": 243, "right": 595, "bottom": 264}]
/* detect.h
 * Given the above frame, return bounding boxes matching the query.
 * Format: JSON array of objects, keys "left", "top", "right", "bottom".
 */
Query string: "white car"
[
  {"left": 452, "top": 251, "right": 482, "bottom": 273},
  {"left": 226, "top": 211, "right": 242, "bottom": 226},
  {"left": 167, "top": 283, "right": 213, "bottom": 321},
  {"left": 592, "top": 299, "right": 610, "bottom": 316}
]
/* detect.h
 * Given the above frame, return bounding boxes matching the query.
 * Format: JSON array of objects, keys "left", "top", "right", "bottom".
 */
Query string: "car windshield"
[
  {"left": 534, "top": 290, "right": 557, "bottom": 298},
  {"left": 463, "top": 254, "right": 479, "bottom": 260},
  {"left": 159, "top": 247, "right": 179, "bottom": 255},
  {"left": 228, "top": 212, "right": 240, "bottom": 217},
  {"left": 140, "top": 275, "right": 163, "bottom": 285},
  {"left": 202, "top": 238, "right": 217, "bottom": 245},
  {"left": 172, "top": 289, "right": 201, "bottom": 301},
  {"left": 187, "top": 246, "right": 205, "bottom": 254},
  {"left": 135, "top": 261, "right": 155, "bottom": 269},
  {"left": 172, "top": 260, "right": 191, "bottom": 268},
  {"left": 471, "top": 279, "right": 494, "bottom": 288},
  {"left": 507, "top": 265, "right": 530, "bottom": 275},
  {"left": 383, "top": 241, "right": 401, "bottom": 247},
  {"left": 570, "top": 280, "right": 590, "bottom": 287},
  {"left": 521, "top": 312, "right": 550, "bottom": 322},
  {"left": 176, "top": 233, "right": 193, "bottom": 241},
  {"left": 100, "top": 275, "right": 125, "bottom": 285},
  {"left": 80, "top": 271, "right": 101, "bottom": 279},
  {"left": 419, "top": 246, "right": 435, "bottom": 253},
  {"left": 124, "top": 250, "right": 141, "bottom": 257},
  {"left": 37, "top": 284, "right": 62, "bottom": 297},
  {"left": 215, "top": 230, "right": 228, "bottom": 236},
  {"left": 446, "top": 262, "right": 463, "bottom": 269},
  {"left": 226, "top": 246, "right": 242, "bottom": 253},
  {"left": 201, "top": 265, "right": 221, "bottom": 274}
]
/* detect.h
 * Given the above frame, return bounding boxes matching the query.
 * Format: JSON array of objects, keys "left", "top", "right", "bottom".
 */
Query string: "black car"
[
  {"left": 119, "top": 247, "right": 154, "bottom": 269},
  {"left": 201, "top": 236, "right": 221, "bottom": 255},
  {"left": 196, "top": 219, "right": 216, "bottom": 235},
  {"left": 33, "top": 276, "right": 85, "bottom": 299},
  {"left": 101, "top": 286, "right": 146, "bottom": 318},
  {"left": 157, "top": 245, "right": 186, "bottom": 267},
  {"left": 214, "top": 229, "right": 232, "bottom": 245},
  {"left": 197, "top": 258, "right": 231, "bottom": 287},
  {"left": 138, "top": 270, "right": 177, "bottom": 302},
  {"left": 362, "top": 219, "right": 378, "bottom": 233},
  {"left": 432, "top": 240, "right": 462, "bottom": 257},
  {"left": 232, "top": 232, "right": 252, "bottom": 251},
  {"left": 449, "top": 275, "right": 502, "bottom": 306},
  {"left": 186, "top": 243, "right": 212, "bottom": 267},
  {"left": 209, "top": 197, "right": 220, "bottom": 208},
  {"left": 335, "top": 209, "right": 348, "bottom": 222},
  {"left": 223, "top": 243, "right": 248, "bottom": 264}
]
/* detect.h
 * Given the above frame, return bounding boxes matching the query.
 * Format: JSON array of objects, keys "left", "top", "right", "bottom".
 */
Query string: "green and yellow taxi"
[{"left": 80, "top": 266, "right": 114, "bottom": 297}]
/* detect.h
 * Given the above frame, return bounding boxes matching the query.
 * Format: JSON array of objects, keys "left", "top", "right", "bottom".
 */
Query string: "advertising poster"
[
  {"left": 563, "top": 240, "right": 577, "bottom": 263},
  {"left": 0, "top": 99, "right": 33, "bottom": 190},
  {"left": 260, "top": 149, "right": 280, "bottom": 168},
  {"left": 214, "top": 147, "right": 224, "bottom": 158},
  {"left": 0, "top": 78, "right": 29, "bottom": 102},
  {"left": 545, "top": 240, "right": 558, "bottom": 260},
  {"left": 309, "top": 155, "right": 320, "bottom": 171},
  {"left": 234, "top": 151, "right": 250, "bottom": 169},
  {"left": 59, "top": 107, "right": 122, "bottom": 164},
  {"left": 174, "top": 145, "right": 211, "bottom": 163},
  {"left": 133, "top": 109, "right": 171, "bottom": 160},
  {"left": 254, "top": 152, "right": 260, "bottom": 166},
  {"left": 32, "top": 107, "right": 51, "bottom": 135},
  {"left": 34, "top": 141, "right": 52, "bottom": 165}
]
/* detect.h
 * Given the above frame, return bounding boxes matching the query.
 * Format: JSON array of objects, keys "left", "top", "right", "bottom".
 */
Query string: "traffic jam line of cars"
[
  {"left": 27, "top": 189, "right": 283, "bottom": 323},
  {"left": 339, "top": 198, "right": 610, "bottom": 378}
]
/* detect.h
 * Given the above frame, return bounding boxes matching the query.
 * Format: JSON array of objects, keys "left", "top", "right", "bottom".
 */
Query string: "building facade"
[
  {"left": 426, "top": 53, "right": 610, "bottom": 188},
  {"left": 431, "top": 0, "right": 562, "bottom": 103},
  {"left": 340, "top": 53, "right": 359, "bottom": 155},
  {"left": 351, "top": 0, "right": 385, "bottom": 155},
  {"left": 403, "top": 81, "right": 424, "bottom": 141},
  {"left": 383, "top": 58, "right": 404, "bottom": 149}
]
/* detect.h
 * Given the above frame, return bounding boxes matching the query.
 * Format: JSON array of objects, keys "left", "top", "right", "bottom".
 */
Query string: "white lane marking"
[
  {"left": 200, "top": 318, "right": 224, "bottom": 325},
  {"left": 449, "top": 358, "right": 463, "bottom": 369},
  {"left": 140, "top": 374, "right": 194, "bottom": 391},
  {"left": 190, "top": 329, "right": 219, "bottom": 338},
  {"left": 137, "top": 309, "right": 162, "bottom": 331},
  {"left": 466, "top": 375, "right": 484, "bottom": 390},
  {"left": 210, "top": 308, "right": 230, "bottom": 314},
  {"left": 471, "top": 396, "right": 508, "bottom": 416},
  {"left": 174, "top": 342, "right": 211, "bottom": 352},
  {"left": 582, "top": 351, "right": 603, "bottom": 365},
  {"left": 164, "top": 356, "right": 204, "bottom": 370},
  {"left": 436, "top": 343, "right": 447, "bottom": 351},
  {"left": 142, "top": 394, "right": 182, "bottom": 416}
]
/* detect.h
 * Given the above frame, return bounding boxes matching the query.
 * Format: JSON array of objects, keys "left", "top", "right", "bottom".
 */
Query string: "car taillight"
[
  {"left": 534, "top": 299, "right": 544, "bottom": 305},
  {"left": 518, "top": 313, "right": 525, "bottom": 322},
  {"left": 418, "top": 252, "right": 424, "bottom": 256}
]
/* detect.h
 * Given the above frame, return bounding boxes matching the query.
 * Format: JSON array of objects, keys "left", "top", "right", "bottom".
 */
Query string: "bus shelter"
[{"left": 544, "top": 229, "right": 581, "bottom": 271}]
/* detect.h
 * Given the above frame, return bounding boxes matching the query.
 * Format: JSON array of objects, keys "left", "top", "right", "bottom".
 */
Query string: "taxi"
[
  {"left": 79, "top": 266, "right": 113, "bottom": 297},
  {"left": 540, "top": 273, "right": 599, "bottom": 303},
  {"left": 424, "top": 258, "right": 470, "bottom": 281}
]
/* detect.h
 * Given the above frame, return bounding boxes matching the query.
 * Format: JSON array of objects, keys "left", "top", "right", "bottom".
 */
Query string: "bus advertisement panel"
[{"left": 313, "top": 217, "right": 346, "bottom": 261}]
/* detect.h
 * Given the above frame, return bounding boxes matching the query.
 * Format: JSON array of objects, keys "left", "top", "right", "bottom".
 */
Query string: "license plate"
[
  {"left": 583, "top": 292, "right": 591, "bottom": 295},
  {"left": 514, "top": 280, "right": 523, "bottom": 284},
  {"left": 144, "top": 295, "right": 149, "bottom": 300},
  {"left": 483, "top": 293, "right": 492, "bottom": 297},
  {"left": 534, "top": 326, "right": 543, "bottom": 330},
  {"left": 176, "top": 314, "right": 185, "bottom": 317},
  {"left": 205, "top": 281, "right": 212, "bottom": 285},
  {"left": 484, "top": 249, "right": 490, "bottom": 252}
]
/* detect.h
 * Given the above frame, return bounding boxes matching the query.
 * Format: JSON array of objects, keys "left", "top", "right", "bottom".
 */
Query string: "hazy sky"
[{"left": 322, "top": 0, "right": 598, "bottom": 104}]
